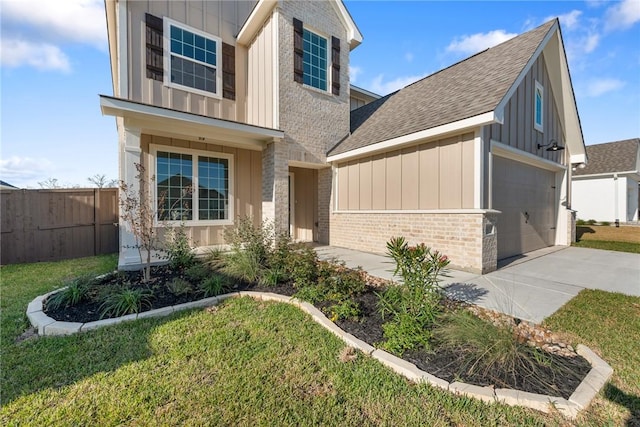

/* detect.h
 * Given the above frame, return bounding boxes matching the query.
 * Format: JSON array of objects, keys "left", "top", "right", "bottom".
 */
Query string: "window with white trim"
[
  {"left": 164, "top": 18, "right": 221, "bottom": 97},
  {"left": 534, "top": 80, "right": 544, "bottom": 132},
  {"left": 154, "top": 147, "right": 232, "bottom": 223},
  {"left": 303, "top": 28, "right": 328, "bottom": 91}
]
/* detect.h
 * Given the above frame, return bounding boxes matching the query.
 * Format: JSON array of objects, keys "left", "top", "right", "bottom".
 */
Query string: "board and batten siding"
[
  {"left": 140, "top": 134, "right": 262, "bottom": 246},
  {"left": 246, "top": 11, "right": 278, "bottom": 129},
  {"left": 127, "top": 0, "right": 255, "bottom": 122},
  {"left": 336, "top": 133, "right": 476, "bottom": 211},
  {"left": 485, "top": 54, "right": 565, "bottom": 165}
]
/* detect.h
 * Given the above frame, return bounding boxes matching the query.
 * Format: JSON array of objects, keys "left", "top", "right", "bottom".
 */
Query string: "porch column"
[
  {"left": 262, "top": 139, "right": 289, "bottom": 235},
  {"left": 119, "top": 125, "right": 143, "bottom": 268}
]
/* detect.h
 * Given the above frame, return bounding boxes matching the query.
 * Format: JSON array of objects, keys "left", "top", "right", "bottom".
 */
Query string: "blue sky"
[{"left": 1, "top": 0, "right": 639, "bottom": 188}]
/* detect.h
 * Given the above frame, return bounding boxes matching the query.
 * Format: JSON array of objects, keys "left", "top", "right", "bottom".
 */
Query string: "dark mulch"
[{"left": 44, "top": 264, "right": 591, "bottom": 400}]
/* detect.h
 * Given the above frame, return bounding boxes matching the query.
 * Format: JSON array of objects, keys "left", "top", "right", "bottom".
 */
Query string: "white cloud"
[
  {"left": 583, "top": 33, "right": 600, "bottom": 53},
  {"left": 369, "top": 73, "right": 429, "bottom": 95},
  {"left": 2, "top": 0, "right": 106, "bottom": 47},
  {"left": 545, "top": 10, "right": 583, "bottom": 30},
  {"left": 446, "top": 30, "right": 517, "bottom": 55},
  {"left": 585, "top": 78, "right": 625, "bottom": 97},
  {"left": 0, "top": 156, "right": 55, "bottom": 187},
  {"left": 405, "top": 52, "right": 414, "bottom": 62},
  {"left": 349, "top": 65, "right": 362, "bottom": 84},
  {"left": 0, "top": 38, "right": 70, "bottom": 72},
  {"left": 605, "top": 0, "right": 640, "bottom": 31}
]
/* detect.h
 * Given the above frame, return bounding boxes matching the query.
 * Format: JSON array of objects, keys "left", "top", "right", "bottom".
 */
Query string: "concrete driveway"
[{"left": 315, "top": 245, "right": 640, "bottom": 324}]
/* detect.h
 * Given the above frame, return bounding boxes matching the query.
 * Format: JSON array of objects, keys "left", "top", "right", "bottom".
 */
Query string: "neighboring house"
[
  {"left": 572, "top": 139, "right": 640, "bottom": 223},
  {"left": 349, "top": 85, "right": 380, "bottom": 111},
  {"left": 100, "top": 0, "right": 586, "bottom": 274},
  {"left": 0, "top": 180, "right": 18, "bottom": 190}
]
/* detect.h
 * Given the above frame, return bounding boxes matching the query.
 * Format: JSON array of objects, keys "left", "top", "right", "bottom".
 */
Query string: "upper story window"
[
  {"left": 303, "top": 29, "right": 328, "bottom": 91},
  {"left": 534, "top": 80, "right": 544, "bottom": 132},
  {"left": 293, "top": 18, "right": 341, "bottom": 95},
  {"left": 164, "top": 18, "right": 222, "bottom": 98}
]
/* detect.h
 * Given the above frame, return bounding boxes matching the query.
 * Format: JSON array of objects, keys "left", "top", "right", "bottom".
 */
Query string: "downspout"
[{"left": 614, "top": 173, "right": 619, "bottom": 226}]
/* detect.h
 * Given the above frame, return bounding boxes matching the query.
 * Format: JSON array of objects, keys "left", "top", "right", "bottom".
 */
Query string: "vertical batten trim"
[
  {"left": 474, "top": 129, "right": 483, "bottom": 209},
  {"left": 272, "top": 10, "right": 279, "bottom": 128},
  {"left": 118, "top": 0, "right": 128, "bottom": 98}
]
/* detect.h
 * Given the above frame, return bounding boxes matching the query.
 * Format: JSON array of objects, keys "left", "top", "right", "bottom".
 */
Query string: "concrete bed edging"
[{"left": 27, "top": 290, "right": 612, "bottom": 419}]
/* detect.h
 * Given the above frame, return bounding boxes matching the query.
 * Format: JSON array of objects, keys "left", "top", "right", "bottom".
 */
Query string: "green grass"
[
  {"left": 572, "top": 239, "right": 640, "bottom": 254},
  {"left": 544, "top": 290, "right": 640, "bottom": 426},
  {"left": 1, "top": 256, "right": 637, "bottom": 425}
]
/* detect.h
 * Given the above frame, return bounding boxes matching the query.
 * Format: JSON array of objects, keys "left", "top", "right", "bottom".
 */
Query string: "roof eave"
[
  {"left": 99, "top": 95, "right": 284, "bottom": 149},
  {"left": 236, "top": 0, "right": 278, "bottom": 46},
  {"left": 327, "top": 111, "right": 496, "bottom": 162}
]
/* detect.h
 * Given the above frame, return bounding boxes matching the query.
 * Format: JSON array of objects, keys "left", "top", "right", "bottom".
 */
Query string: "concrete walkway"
[{"left": 315, "top": 245, "right": 640, "bottom": 324}]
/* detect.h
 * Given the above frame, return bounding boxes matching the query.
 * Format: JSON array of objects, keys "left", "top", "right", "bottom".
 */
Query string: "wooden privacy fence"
[{"left": 1, "top": 189, "right": 119, "bottom": 265}]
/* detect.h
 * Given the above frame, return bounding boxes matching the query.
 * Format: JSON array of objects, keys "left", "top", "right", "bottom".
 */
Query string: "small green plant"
[
  {"left": 599, "top": 221, "right": 611, "bottom": 226},
  {"left": 576, "top": 218, "right": 586, "bottom": 226},
  {"left": 99, "top": 286, "right": 154, "bottom": 318},
  {"left": 166, "top": 278, "right": 193, "bottom": 296},
  {"left": 165, "top": 222, "right": 196, "bottom": 270},
  {"left": 46, "top": 274, "right": 95, "bottom": 310},
  {"left": 185, "top": 263, "right": 211, "bottom": 283},
  {"left": 259, "top": 267, "right": 287, "bottom": 287},
  {"left": 376, "top": 237, "right": 450, "bottom": 354},
  {"left": 294, "top": 261, "right": 365, "bottom": 322},
  {"left": 199, "top": 274, "right": 227, "bottom": 297},
  {"left": 586, "top": 219, "right": 597, "bottom": 225}
]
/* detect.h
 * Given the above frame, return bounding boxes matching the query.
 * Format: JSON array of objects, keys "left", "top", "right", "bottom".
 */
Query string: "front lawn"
[
  {"left": 2, "top": 256, "right": 638, "bottom": 425},
  {"left": 574, "top": 225, "right": 640, "bottom": 253},
  {"left": 544, "top": 290, "right": 640, "bottom": 426}
]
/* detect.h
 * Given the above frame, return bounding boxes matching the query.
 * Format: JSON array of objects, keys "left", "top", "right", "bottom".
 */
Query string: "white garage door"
[{"left": 493, "top": 156, "right": 557, "bottom": 260}]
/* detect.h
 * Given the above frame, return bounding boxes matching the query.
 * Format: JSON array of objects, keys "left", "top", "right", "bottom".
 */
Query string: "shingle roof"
[
  {"left": 573, "top": 139, "right": 639, "bottom": 176},
  {"left": 329, "top": 19, "right": 556, "bottom": 156}
]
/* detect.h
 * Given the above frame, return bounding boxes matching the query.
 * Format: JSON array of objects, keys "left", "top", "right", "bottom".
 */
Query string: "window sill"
[
  {"left": 301, "top": 83, "right": 335, "bottom": 98},
  {"left": 154, "top": 220, "right": 233, "bottom": 227}
]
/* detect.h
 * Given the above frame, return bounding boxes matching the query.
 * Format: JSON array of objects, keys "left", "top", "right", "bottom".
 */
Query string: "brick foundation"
[{"left": 330, "top": 211, "right": 498, "bottom": 274}]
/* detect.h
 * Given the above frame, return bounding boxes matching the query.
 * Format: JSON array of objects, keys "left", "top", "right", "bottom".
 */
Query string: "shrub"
[
  {"left": 286, "top": 244, "right": 318, "bottom": 288},
  {"left": 576, "top": 219, "right": 586, "bottom": 226},
  {"left": 376, "top": 237, "right": 450, "bottom": 354},
  {"left": 165, "top": 222, "right": 196, "bottom": 270},
  {"left": 99, "top": 286, "right": 154, "bottom": 318},
  {"left": 46, "top": 274, "right": 94, "bottom": 310},
  {"left": 222, "top": 217, "right": 273, "bottom": 282},
  {"left": 199, "top": 274, "right": 227, "bottom": 297},
  {"left": 600, "top": 221, "right": 611, "bottom": 226},
  {"left": 166, "top": 278, "right": 192, "bottom": 296},
  {"left": 586, "top": 219, "right": 597, "bottom": 225}
]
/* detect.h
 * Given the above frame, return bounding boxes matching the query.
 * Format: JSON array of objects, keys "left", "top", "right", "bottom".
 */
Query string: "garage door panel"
[{"left": 493, "top": 156, "right": 556, "bottom": 260}]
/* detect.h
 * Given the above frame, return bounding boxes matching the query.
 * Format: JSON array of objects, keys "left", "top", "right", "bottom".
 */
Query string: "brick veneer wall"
[{"left": 330, "top": 211, "right": 498, "bottom": 274}]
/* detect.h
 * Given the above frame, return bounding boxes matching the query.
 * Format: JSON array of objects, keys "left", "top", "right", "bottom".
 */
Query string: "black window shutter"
[
  {"left": 222, "top": 43, "right": 236, "bottom": 100},
  {"left": 331, "top": 36, "right": 340, "bottom": 96},
  {"left": 293, "top": 18, "right": 304, "bottom": 84},
  {"left": 145, "top": 13, "right": 164, "bottom": 81}
]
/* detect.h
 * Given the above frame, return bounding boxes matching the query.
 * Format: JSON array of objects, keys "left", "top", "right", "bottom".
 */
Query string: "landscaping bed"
[{"left": 44, "top": 251, "right": 591, "bottom": 398}]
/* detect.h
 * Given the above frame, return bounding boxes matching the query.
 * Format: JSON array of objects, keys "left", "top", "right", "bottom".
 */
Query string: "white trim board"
[
  {"left": 327, "top": 111, "right": 496, "bottom": 163},
  {"left": 491, "top": 140, "right": 566, "bottom": 172}
]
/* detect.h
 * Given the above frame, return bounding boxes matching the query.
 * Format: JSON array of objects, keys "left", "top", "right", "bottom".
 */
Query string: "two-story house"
[{"left": 101, "top": 0, "right": 586, "bottom": 274}]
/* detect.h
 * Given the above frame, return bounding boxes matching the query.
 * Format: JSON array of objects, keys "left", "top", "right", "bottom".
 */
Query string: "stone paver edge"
[{"left": 27, "top": 290, "right": 611, "bottom": 419}]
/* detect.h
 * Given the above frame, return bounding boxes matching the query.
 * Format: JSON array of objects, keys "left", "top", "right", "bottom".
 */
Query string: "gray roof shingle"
[
  {"left": 330, "top": 19, "right": 556, "bottom": 156},
  {"left": 573, "top": 139, "right": 639, "bottom": 176}
]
